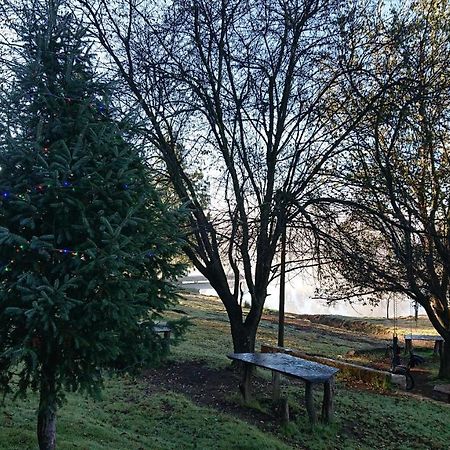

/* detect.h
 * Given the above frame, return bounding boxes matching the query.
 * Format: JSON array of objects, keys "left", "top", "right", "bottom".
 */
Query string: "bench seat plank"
[
  {"left": 404, "top": 334, "right": 443, "bottom": 341},
  {"left": 228, "top": 352, "right": 338, "bottom": 383},
  {"left": 153, "top": 325, "right": 172, "bottom": 334},
  {"left": 404, "top": 334, "right": 443, "bottom": 356}
]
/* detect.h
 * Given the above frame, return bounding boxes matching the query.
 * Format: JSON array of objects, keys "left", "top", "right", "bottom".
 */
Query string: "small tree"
[{"left": 0, "top": 1, "right": 184, "bottom": 448}]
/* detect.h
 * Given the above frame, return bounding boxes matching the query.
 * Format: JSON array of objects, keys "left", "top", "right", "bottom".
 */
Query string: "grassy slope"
[
  {"left": 1, "top": 292, "right": 449, "bottom": 449},
  {"left": 0, "top": 377, "right": 290, "bottom": 450},
  {"left": 171, "top": 294, "right": 450, "bottom": 450}
]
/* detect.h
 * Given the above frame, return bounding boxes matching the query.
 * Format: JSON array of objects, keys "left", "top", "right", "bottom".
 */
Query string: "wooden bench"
[
  {"left": 153, "top": 325, "right": 171, "bottom": 351},
  {"left": 433, "top": 384, "right": 450, "bottom": 403},
  {"left": 228, "top": 352, "right": 339, "bottom": 424},
  {"left": 404, "top": 334, "right": 443, "bottom": 356}
]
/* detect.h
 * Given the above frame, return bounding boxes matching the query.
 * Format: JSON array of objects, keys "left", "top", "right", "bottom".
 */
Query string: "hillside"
[{"left": 1, "top": 292, "right": 449, "bottom": 450}]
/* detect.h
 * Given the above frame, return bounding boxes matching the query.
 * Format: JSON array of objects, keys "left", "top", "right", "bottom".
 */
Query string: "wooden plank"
[
  {"left": 404, "top": 334, "right": 443, "bottom": 341},
  {"left": 153, "top": 325, "right": 171, "bottom": 334}
]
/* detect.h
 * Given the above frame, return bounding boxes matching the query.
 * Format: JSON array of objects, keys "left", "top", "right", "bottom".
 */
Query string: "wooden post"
[
  {"left": 239, "top": 363, "right": 252, "bottom": 403},
  {"left": 163, "top": 330, "right": 171, "bottom": 353},
  {"left": 321, "top": 377, "right": 335, "bottom": 423},
  {"left": 404, "top": 337, "right": 412, "bottom": 355},
  {"left": 278, "top": 224, "right": 286, "bottom": 347},
  {"left": 304, "top": 381, "right": 317, "bottom": 425},
  {"left": 272, "top": 371, "right": 281, "bottom": 402},
  {"left": 281, "top": 397, "right": 290, "bottom": 424},
  {"left": 434, "top": 340, "right": 443, "bottom": 357}
]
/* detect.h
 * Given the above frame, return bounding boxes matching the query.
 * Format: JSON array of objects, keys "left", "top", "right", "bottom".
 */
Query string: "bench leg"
[
  {"left": 305, "top": 382, "right": 317, "bottom": 425},
  {"left": 271, "top": 372, "right": 289, "bottom": 424},
  {"left": 434, "top": 340, "right": 442, "bottom": 357},
  {"left": 280, "top": 397, "right": 290, "bottom": 424},
  {"left": 321, "top": 377, "right": 335, "bottom": 423},
  {"left": 405, "top": 339, "right": 412, "bottom": 355},
  {"left": 272, "top": 371, "right": 280, "bottom": 402},
  {"left": 162, "top": 331, "right": 171, "bottom": 352},
  {"left": 239, "top": 363, "right": 252, "bottom": 403}
]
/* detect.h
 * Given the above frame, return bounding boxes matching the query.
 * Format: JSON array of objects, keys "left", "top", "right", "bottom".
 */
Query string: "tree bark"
[
  {"left": 37, "top": 368, "right": 57, "bottom": 450},
  {"left": 215, "top": 284, "right": 262, "bottom": 354},
  {"left": 439, "top": 339, "right": 450, "bottom": 379},
  {"left": 239, "top": 363, "right": 252, "bottom": 403},
  {"left": 230, "top": 320, "right": 258, "bottom": 353}
]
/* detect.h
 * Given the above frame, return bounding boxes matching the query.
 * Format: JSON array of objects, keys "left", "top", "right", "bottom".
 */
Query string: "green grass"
[
  {"left": 1, "top": 292, "right": 450, "bottom": 450},
  {"left": 335, "top": 387, "right": 450, "bottom": 450},
  {"left": 0, "top": 376, "right": 290, "bottom": 450}
]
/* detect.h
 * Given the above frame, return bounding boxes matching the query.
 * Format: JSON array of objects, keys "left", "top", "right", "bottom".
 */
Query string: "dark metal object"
[
  {"left": 390, "top": 347, "right": 426, "bottom": 391},
  {"left": 278, "top": 225, "right": 286, "bottom": 347}
]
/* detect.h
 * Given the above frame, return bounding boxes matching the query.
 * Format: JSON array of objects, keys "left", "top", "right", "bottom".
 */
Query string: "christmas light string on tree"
[
  {"left": 0, "top": 235, "right": 157, "bottom": 274},
  {"left": 1, "top": 176, "right": 133, "bottom": 199},
  {"left": 26, "top": 86, "right": 108, "bottom": 112},
  {"left": 0, "top": 5, "right": 186, "bottom": 447}
]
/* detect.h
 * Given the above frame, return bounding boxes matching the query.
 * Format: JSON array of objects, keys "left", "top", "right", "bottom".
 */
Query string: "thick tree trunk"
[
  {"left": 37, "top": 368, "right": 57, "bottom": 450},
  {"left": 230, "top": 320, "right": 258, "bottom": 353},
  {"left": 210, "top": 277, "right": 261, "bottom": 353},
  {"left": 439, "top": 339, "right": 450, "bottom": 379},
  {"left": 203, "top": 264, "right": 266, "bottom": 354},
  {"left": 422, "top": 301, "right": 450, "bottom": 379}
]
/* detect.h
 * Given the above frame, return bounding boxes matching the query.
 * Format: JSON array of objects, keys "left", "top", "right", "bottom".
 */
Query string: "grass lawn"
[{"left": 1, "top": 292, "right": 449, "bottom": 449}]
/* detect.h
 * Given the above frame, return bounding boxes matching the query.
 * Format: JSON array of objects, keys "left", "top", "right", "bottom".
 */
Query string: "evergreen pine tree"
[{"left": 0, "top": 1, "right": 185, "bottom": 448}]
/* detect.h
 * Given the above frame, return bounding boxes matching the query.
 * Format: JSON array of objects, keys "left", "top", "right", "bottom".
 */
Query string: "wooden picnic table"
[
  {"left": 404, "top": 334, "right": 443, "bottom": 356},
  {"left": 228, "top": 352, "right": 339, "bottom": 424}
]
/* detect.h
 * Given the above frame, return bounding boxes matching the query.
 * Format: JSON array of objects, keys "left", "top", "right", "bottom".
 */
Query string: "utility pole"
[{"left": 278, "top": 223, "right": 287, "bottom": 347}]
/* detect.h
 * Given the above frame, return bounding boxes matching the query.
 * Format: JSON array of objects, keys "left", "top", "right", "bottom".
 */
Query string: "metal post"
[{"left": 278, "top": 224, "right": 286, "bottom": 348}]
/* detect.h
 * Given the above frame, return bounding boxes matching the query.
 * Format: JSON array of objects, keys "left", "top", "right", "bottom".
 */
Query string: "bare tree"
[
  {"left": 77, "top": 0, "right": 383, "bottom": 352},
  {"left": 318, "top": 0, "right": 450, "bottom": 377}
]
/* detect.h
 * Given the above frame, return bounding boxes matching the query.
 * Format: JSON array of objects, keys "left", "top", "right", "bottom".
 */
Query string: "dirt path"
[{"left": 142, "top": 361, "right": 287, "bottom": 437}]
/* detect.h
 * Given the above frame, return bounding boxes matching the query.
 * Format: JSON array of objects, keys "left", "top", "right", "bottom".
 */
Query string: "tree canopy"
[
  {"left": 318, "top": 0, "right": 450, "bottom": 377},
  {"left": 78, "top": 0, "right": 388, "bottom": 353}
]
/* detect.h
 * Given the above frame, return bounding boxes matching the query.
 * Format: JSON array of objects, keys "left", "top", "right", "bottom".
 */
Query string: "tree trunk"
[
  {"left": 439, "top": 339, "right": 450, "bottom": 379},
  {"left": 37, "top": 368, "right": 57, "bottom": 450},
  {"left": 230, "top": 320, "right": 258, "bottom": 353}
]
